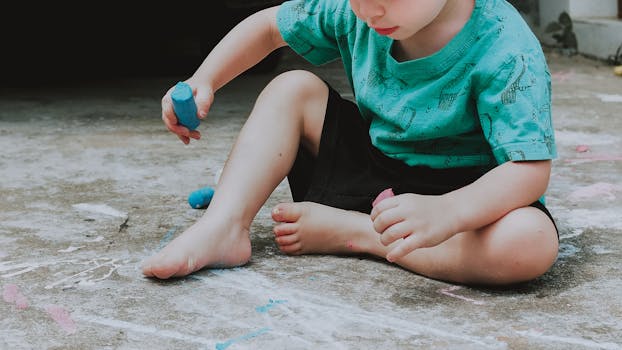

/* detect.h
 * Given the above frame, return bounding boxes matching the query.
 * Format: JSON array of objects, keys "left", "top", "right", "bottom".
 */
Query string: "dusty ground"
[{"left": 1, "top": 48, "right": 621, "bottom": 349}]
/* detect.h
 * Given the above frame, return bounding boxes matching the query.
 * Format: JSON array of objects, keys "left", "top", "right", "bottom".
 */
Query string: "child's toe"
[{"left": 272, "top": 202, "right": 304, "bottom": 222}]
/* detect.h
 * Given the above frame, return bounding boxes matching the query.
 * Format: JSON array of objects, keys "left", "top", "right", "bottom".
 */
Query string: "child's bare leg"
[
  {"left": 142, "top": 70, "right": 329, "bottom": 279},
  {"left": 272, "top": 202, "right": 558, "bottom": 285}
]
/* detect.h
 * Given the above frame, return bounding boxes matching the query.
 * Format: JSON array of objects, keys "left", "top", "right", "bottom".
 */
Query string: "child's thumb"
[{"left": 194, "top": 90, "right": 214, "bottom": 119}]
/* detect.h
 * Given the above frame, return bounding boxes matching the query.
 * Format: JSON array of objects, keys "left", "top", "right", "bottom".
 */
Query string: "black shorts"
[{"left": 287, "top": 83, "right": 558, "bottom": 234}]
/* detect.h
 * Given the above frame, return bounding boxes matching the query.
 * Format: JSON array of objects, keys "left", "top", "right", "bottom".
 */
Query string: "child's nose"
[{"left": 358, "top": 1, "right": 385, "bottom": 23}]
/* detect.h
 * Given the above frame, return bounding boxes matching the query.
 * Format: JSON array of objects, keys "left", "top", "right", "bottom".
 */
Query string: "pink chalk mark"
[
  {"left": 3, "top": 284, "right": 18, "bottom": 303},
  {"left": 568, "top": 182, "right": 620, "bottom": 201},
  {"left": 564, "top": 154, "right": 622, "bottom": 164},
  {"left": 372, "top": 188, "right": 395, "bottom": 207},
  {"left": 439, "top": 285, "right": 485, "bottom": 305},
  {"left": 575, "top": 145, "right": 590, "bottom": 153},
  {"left": 14, "top": 293, "right": 29, "bottom": 309},
  {"left": 45, "top": 305, "right": 77, "bottom": 334},
  {"left": 2, "top": 284, "right": 29, "bottom": 309},
  {"left": 551, "top": 70, "right": 574, "bottom": 82}
]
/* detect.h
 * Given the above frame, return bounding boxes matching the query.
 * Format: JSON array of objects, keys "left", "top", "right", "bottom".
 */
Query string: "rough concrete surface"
[{"left": 1, "top": 48, "right": 621, "bottom": 349}]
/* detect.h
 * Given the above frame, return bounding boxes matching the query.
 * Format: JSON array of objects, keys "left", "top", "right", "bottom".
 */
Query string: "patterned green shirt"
[{"left": 277, "top": 0, "right": 557, "bottom": 169}]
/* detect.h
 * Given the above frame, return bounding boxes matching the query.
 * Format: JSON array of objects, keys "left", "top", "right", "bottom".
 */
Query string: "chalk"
[
  {"left": 215, "top": 327, "right": 271, "bottom": 350},
  {"left": 188, "top": 186, "right": 215, "bottom": 209},
  {"left": 439, "top": 285, "right": 486, "bottom": 305},
  {"left": 171, "top": 81, "right": 201, "bottom": 130},
  {"left": 575, "top": 144, "right": 590, "bottom": 153},
  {"left": 72, "top": 203, "right": 127, "bottom": 218},
  {"left": 45, "top": 305, "right": 77, "bottom": 334},
  {"left": 372, "top": 188, "right": 395, "bottom": 207},
  {"left": 3, "top": 284, "right": 29, "bottom": 309},
  {"left": 255, "top": 299, "right": 287, "bottom": 313}
]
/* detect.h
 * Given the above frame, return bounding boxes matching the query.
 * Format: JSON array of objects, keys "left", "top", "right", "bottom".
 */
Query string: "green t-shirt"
[{"left": 277, "top": 0, "right": 557, "bottom": 169}]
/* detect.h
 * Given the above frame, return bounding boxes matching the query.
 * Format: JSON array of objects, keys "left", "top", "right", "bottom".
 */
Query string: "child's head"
[{"left": 349, "top": 0, "right": 449, "bottom": 39}]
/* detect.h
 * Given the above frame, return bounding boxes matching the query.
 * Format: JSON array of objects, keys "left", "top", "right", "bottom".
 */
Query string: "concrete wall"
[{"left": 509, "top": 0, "right": 621, "bottom": 61}]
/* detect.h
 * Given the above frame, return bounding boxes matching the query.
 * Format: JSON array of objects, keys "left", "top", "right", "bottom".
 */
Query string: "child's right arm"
[{"left": 161, "top": 6, "right": 288, "bottom": 144}]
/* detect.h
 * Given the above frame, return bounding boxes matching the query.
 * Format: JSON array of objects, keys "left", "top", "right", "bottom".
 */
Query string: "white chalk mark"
[
  {"left": 595, "top": 93, "right": 622, "bottom": 103},
  {"left": 591, "top": 245, "right": 615, "bottom": 255},
  {"left": 84, "top": 236, "right": 104, "bottom": 243},
  {"left": 0, "top": 261, "right": 33, "bottom": 273},
  {"left": 58, "top": 246, "right": 85, "bottom": 253},
  {"left": 1, "top": 260, "right": 76, "bottom": 278},
  {"left": 72, "top": 203, "right": 127, "bottom": 218},
  {"left": 439, "top": 285, "right": 486, "bottom": 305},
  {"left": 44, "top": 258, "right": 119, "bottom": 289},
  {"left": 1, "top": 266, "right": 38, "bottom": 278},
  {"left": 516, "top": 329, "right": 622, "bottom": 349},
  {"left": 191, "top": 269, "right": 501, "bottom": 348},
  {"left": 76, "top": 315, "right": 213, "bottom": 346},
  {"left": 568, "top": 182, "right": 621, "bottom": 202}
]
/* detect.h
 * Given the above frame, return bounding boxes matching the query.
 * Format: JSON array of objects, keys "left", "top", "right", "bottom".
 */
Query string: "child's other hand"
[
  {"left": 370, "top": 193, "right": 457, "bottom": 262},
  {"left": 161, "top": 82, "right": 214, "bottom": 144}
]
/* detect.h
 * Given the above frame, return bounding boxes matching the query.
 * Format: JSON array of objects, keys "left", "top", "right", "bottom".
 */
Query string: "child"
[{"left": 141, "top": 0, "right": 559, "bottom": 286}]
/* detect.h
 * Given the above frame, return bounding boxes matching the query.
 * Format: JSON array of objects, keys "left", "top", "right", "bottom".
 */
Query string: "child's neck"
[{"left": 392, "top": 0, "right": 475, "bottom": 62}]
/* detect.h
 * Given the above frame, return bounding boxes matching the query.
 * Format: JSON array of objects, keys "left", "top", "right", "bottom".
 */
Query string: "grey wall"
[{"left": 508, "top": 0, "right": 541, "bottom": 27}]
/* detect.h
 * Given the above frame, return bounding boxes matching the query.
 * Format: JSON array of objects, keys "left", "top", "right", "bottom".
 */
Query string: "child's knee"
[
  {"left": 484, "top": 208, "right": 559, "bottom": 283},
  {"left": 266, "top": 70, "right": 327, "bottom": 98}
]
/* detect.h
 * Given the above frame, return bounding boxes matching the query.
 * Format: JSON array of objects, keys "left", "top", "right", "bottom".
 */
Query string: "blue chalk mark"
[
  {"left": 215, "top": 327, "right": 271, "bottom": 350},
  {"left": 255, "top": 299, "right": 287, "bottom": 313},
  {"left": 208, "top": 267, "right": 243, "bottom": 276},
  {"left": 158, "top": 227, "right": 177, "bottom": 250}
]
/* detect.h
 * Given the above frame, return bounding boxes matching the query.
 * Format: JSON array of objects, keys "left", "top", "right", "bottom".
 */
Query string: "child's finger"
[
  {"left": 386, "top": 234, "right": 425, "bottom": 262},
  {"left": 370, "top": 197, "right": 398, "bottom": 221},
  {"left": 378, "top": 221, "right": 412, "bottom": 246},
  {"left": 194, "top": 88, "right": 213, "bottom": 119},
  {"left": 371, "top": 205, "right": 402, "bottom": 234},
  {"left": 188, "top": 130, "right": 201, "bottom": 140},
  {"left": 162, "top": 106, "right": 183, "bottom": 132},
  {"left": 167, "top": 121, "right": 191, "bottom": 137}
]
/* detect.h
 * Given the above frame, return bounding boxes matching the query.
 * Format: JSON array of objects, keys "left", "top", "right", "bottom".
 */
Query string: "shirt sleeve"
[
  {"left": 276, "top": 0, "right": 343, "bottom": 66},
  {"left": 476, "top": 53, "right": 557, "bottom": 164}
]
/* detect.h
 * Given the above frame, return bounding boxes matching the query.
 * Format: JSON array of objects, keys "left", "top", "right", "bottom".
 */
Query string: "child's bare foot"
[
  {"left": 271, "top": 202, "right": 386, "bottom": 256},
  {"left": 141, "top": 214, "right": 251, "bottom": 279}
]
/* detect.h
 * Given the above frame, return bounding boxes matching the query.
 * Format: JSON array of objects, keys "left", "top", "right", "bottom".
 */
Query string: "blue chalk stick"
[
  {"left": 171, "top": 81, "right": 201, "bottom": 130},
  {"left": 188, "top": 186, "right": 215, "bottom": 209}
]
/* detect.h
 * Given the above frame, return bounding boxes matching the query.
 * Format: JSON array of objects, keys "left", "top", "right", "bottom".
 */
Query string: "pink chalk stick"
[
  {"left": 45, "top": 305, "right": 77, "bottom": 334},
  {"left": 372, "top": 188, "right": 395, "bottom": 207}
]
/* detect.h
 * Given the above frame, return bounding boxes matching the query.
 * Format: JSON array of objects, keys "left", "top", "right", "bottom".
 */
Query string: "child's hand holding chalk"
[
  {"left": 163, "top": 81, "right": 212, "bottom": 144},
  {"left": 171, "top": 82, "right": 201, "bottom": 130}
]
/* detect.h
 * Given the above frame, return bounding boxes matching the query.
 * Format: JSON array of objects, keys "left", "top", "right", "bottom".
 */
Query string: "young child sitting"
[{"left": 141, "top": 0, "right": 559, "bottom": 286}]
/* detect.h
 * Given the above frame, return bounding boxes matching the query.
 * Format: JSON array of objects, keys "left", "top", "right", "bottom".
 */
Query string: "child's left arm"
[{"left": 370, "top": 160, "right": 551, "bottom": 262}]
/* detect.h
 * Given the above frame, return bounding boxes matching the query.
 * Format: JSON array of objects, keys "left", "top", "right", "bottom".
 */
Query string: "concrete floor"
[{"left": 1, "top": 49, "right": 621, "bottom": 349}]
